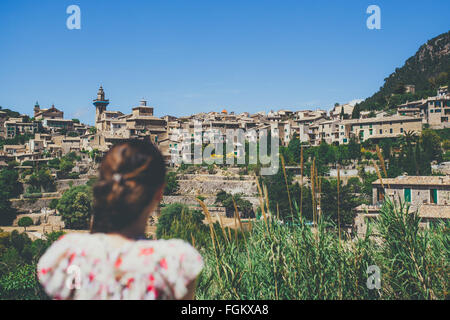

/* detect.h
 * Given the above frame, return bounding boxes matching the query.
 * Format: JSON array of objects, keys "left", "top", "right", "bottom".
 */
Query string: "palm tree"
[{"left": 399, "top": 130, "right": 418, "bottom": 150}]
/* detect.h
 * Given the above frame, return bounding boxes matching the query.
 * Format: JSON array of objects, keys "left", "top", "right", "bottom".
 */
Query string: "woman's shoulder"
[
  {"left": 121, "top": 238, "right": 203, "bottom": 271},
  {"left": 38, "top": 233, "right": 105, "bottom": 265},
  {"left": 133, "top": 238, "right": 200, "bottom": 255},
  {"left": 37, "top": 234, "right": 204, "bottom": 300}
]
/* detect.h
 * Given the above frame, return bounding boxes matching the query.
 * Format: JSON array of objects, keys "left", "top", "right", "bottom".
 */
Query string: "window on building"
[
  {"left": 390, "top": 128, "right": 393, "bottom": 134},
  {"left": 404, "top": 188, "right": 411, "bottom": 202},
  {"left": 436, "top": 109, "right": 441, "bottom": 113},
  {"left": 430, "top": 189, "right": 437, "bottom": 204},
  {"left": 379, "top": 129, "right": 382, "bottom": 134},
  {"left": 369, "top": 129, "right": 373, "bottom": 135},
  {"left": 400, "top": 128, "right": 404, "bottom": 133}
]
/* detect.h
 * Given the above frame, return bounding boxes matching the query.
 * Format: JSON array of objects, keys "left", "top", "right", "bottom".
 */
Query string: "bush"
[{"left": 68, "top": 172, "right": 80, "bottom": 179}]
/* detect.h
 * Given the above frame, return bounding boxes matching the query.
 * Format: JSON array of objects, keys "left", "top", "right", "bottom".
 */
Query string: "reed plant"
[{"left": 195, "top": 198, "right": 448, "bottom": 300}]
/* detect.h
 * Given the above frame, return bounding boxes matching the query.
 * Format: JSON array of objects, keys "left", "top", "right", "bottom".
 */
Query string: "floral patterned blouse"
[{"left": 37, "top": 233, "right": 204, "bottom": 300}]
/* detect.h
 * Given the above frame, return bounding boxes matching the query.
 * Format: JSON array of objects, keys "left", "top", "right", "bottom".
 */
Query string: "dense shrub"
[{"left": 0, "top": 230, "right": 64, "bottom": 300}]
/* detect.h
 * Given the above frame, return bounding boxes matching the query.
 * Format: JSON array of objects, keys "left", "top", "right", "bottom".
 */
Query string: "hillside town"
[
  {"left": 0, "top": 84, "right": 449, "bottom": 239},
  {"left": 2, "top": 84, "right": 449, "bottom": 163}
]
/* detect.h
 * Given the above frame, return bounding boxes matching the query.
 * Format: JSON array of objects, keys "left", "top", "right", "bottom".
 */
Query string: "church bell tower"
[{"left": 93, "top": 86, "right": 109, "bottom": 130}]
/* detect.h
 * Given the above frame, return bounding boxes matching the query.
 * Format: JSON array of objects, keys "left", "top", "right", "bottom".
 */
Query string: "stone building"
[
  {"left": 396, "top": 86, "right": 450, "bottom": 129},
  {"left": 4, "top": 116, "right": 41, "bottom": 138},
  {"left": 34, "top": 102, "right": 64, "bottom": 120},
  {"left": 339, "top": 115, "right": 422, "bottom": 144},
  {"left": 354, "top": 176, "right": 450, "bottom": 238}
]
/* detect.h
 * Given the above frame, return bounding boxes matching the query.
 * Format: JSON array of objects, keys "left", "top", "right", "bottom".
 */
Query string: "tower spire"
[{"left": 93, "top": 85, "right": 109, "bottom": 130}]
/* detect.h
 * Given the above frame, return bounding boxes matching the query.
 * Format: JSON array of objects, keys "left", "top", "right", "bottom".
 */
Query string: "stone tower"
[
  {"left": 34, "top": 101, "right": 40, "bottom": 117},
  {"left": 93, "top": 86, "right": 109, "bottom": 130}
]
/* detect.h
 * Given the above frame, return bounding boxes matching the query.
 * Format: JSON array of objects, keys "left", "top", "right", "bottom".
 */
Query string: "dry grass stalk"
[
  {"left": 311, "top": 158, "right": 316, "bottom": 226},
  {"left": 232, "top": 197, "right": 252, "bottom": 271},
  {"left": 372, "top": 160, "right": 385, "bottom": 189},
  {"left": 232, "top": 197, "right": 248, "bottom": 245},
  {"left": 263, "top": 184, "right": 271, "bottom": 227},
  {"left": 191, "top": 233, "right": 195, "bottom": 248},
  {"left": 195, "top": 198, "right": 222, "bottom": 282},
  {"left": 256, "top": 178, "right": 270, "bottom": 233},
  {"left": 281, "top": 154, "right": 293, "bottom": 218},
  {"left": 376, "top": 145, "right": 388, "bottom": 177},
  {"left": 317, "top": 172, "right": 321, "bottom": 223},
  {"left": 271, "top": 246, "right": 279, "bottom": 300},
  {"left": 376, "top": 144, "right": 390, "bottom": 189},
  {"left": 337, "top": 165, "right": 341, "bottom": 244},
  {"left": 216, "top": 210, "right": 230, "bottom": 245},
  {"left": 234, "top": 205, "right": 238, "bottom": 243},
  {"left": 300, "top": 145, "right": 304, "bottom": 221},
  {"left": 195, "top": 199, "right": 218, "bottom": 248}
]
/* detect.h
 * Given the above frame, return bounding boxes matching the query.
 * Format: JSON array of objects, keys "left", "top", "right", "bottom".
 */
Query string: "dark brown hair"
[{"left": 91, "top": 139, "right": 166, "bottom": 233}]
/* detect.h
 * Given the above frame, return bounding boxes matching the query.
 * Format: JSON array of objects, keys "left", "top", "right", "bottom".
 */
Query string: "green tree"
[
  {"left": 287, "top": 136, "right": 301, "bottom": 164},
  {"left": 47, "top": 158, "right": 60, "bottom": 169},
  {"left": 56, "top": 185, "right": 92, "bottom": 229},
  {"left": 0, "top": 168, "right": 21, "bottom": 225},
  {"left": 156, "top": 203, "right": 210, "bottom": 247},
  {"left": 320, "top": 179, "right": 361, "bottom": 227},
  {"left": 348, "top": 137, "right": 361, "bottom": 160},
  {"left": 59, "top": 158, "right": 74, "bottom": 176},
  {"left": 164, "top": 171, "right": 179, "bottom": 195},
  {"left": 352, "top": 104, "right": 361, "bottom": 119},
  {"left": 215, "top": 190, "right": 254, "bottom": 218},
  {"left": 420, "top": 129, "right": 443, "bottom": 163},
  {"left": 18, "top": 217, "right": 33, "bottom": 232}
]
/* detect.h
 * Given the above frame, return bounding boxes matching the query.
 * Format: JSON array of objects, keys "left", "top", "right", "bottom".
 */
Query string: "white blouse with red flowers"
[{"left": 37, "top": 233, "right": 204, "bottom": 300}]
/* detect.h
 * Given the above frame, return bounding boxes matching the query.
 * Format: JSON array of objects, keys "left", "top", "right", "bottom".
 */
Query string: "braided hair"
[{"left": 91, "top": 139, "right": 166, "bottom": 233}]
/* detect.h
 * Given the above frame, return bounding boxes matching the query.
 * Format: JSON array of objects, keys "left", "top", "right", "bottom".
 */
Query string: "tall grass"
[{"left": 195, "top": 198, "right": 449, "bottom": 300}]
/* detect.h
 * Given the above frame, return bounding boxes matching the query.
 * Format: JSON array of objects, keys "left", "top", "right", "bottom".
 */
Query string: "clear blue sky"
[{"left": 0, "top": 0, "right": 449, "bottom": 125}]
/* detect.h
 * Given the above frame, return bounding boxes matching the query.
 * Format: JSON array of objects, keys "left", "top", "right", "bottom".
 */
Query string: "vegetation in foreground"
[
  {"left": 194, "top": 198, "right": 449, "bottom": 300},
  {"left": 0, "top": 197, "right": 448, "bottom": 300}
]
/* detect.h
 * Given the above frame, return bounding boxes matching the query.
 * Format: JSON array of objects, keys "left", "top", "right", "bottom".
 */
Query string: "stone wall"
[
  {"left": 56, "top": 178, "right": 90, "bottom": 191},
  {"left": 163, "top": 195, "right": 259, "bottom": 207},
  {"left": 13, "top": 212, "right": 64, "bottom": 228},
  {"left": 11, "top": 198, "right": 56, "bottom": 214},
  {"left": 176, "top": 176, "right": 258, "bottom": 196}
]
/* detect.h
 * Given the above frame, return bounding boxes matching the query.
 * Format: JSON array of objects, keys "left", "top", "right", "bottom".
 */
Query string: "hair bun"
[{"left": 91, "top": 139, "right": 166, "bottom": 233}]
